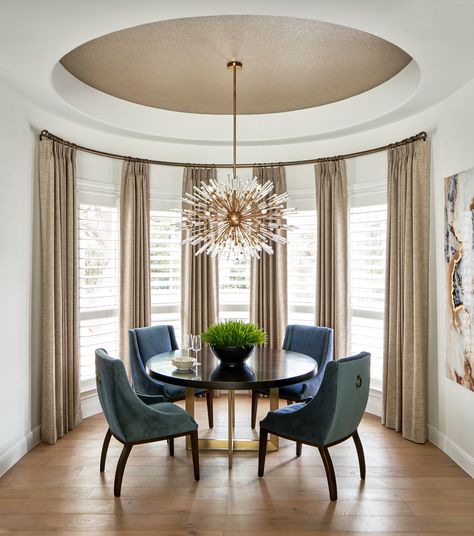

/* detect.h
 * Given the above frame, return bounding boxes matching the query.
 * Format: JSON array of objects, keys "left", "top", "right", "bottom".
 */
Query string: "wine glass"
[
  {"left": 192, "top": 335, "right": 202, "bottom": 358},
  {"left": 182, "top": 333, "right": 193, "bottom": 357}
]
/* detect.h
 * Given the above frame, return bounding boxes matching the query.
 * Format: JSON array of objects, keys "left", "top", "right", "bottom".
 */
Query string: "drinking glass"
[
  {"left": 192, "top": 335, "right": 202, "bottom": 358},
  {"left": 182, "top": 333, "right": 193, "bottom": 357}
]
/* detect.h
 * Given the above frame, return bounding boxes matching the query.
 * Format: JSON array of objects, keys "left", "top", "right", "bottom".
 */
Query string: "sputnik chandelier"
[{"left": 180, "top": 60, "right": 294, "bottom": 258}]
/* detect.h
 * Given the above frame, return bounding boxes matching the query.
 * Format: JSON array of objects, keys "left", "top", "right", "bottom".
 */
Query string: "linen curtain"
[
  {"left": 181, "top": 167, "right": 219, "bottom": 337},
  {"left": 382, "top": 139, "right": 430, "bottom": 443},
  {"left": 250, "top": 166, "right": 288, "bottom": 348},
  {"left": 314, "top": 159, "right": 348, "bottom": 359},
  {"left": 39, "top": 139, "right": 82, "bottom": 444},
  {"left": 119, "top": 160, "right": 151, "bottom": 372}
]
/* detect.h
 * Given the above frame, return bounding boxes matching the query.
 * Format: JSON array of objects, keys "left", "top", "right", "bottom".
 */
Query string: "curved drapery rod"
[{"left": 39, "top": 129, "right": 427, "bottom": 169}]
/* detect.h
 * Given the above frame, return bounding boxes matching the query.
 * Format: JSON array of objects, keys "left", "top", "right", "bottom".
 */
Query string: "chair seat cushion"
[
  {"left": 255, "top": 382, "right": 308, "bottom": 401},
  {"left": 149, "top": 401, "right": 189, "bottom": 415},
  {"left": 260, "top": 402, "right": 307, "bottom": 437},
  {"left": 120, "top": 400, "right": 197, "bottom": 442},
  {"left": 163, "top": 383, "right": 207, "bottom": 400},
  {"left": 279, "top": 383, "right": 308, "bottom": 400},
  {"left": 269, "top": 402, "right": 307, "bottom": 418}
]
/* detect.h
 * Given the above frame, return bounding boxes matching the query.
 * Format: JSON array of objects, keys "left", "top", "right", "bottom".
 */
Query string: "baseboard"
[
  {"left": 0, "top": 393, "right": 104, "bottom": 479},
  {"left": 428, "top": 424, "right": 474, "bottom": 478},
  {"left": 0, "top": 425, "right": 41, "bottom": 478},
  {"left": 81, "top": 390, "right": 102, "bottom": 419},
  {"left": 366, "top": 387, "right": 382, "bottom": 417}
]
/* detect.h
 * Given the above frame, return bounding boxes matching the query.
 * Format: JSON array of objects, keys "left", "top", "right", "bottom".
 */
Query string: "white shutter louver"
[
  {"left": 287, "top": 210, "right": 317, "bottom": 325},
  {"left": 150, "top": 210, "right": 182, "bottom": 341},
  {"left": 79, "top": 203, "right": 119, "bottom": 388},
  {"left": 349, "top": 203, "right": 386, "bottom": 383}
]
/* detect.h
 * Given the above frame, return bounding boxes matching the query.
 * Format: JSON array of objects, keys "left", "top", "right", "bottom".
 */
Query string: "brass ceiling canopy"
[{"left": 60, "top": 15, "right": 411, "bottom": 115}]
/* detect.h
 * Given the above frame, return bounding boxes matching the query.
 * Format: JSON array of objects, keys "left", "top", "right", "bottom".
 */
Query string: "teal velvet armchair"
[
  {"left": 95, "top": 348, "right": 200, "bottom": 497},
  {"left": 251, "top": 325, "right": 334, "bottom": 428},
  {"left": 129, "top": 325, "right": 214, "bottom": 428},
  {"left": 258, "top": 351, "right": 370, "bottom": 500}
]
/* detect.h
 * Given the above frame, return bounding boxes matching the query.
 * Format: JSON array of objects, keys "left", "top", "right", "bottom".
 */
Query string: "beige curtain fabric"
[
  {"left": 119, "top": 160, "right": 151, "bottom": 372},
  {"left": 382, "top": 139, "right": 431, "bottom": 444},
  {"left": 314, "top": 159, "right": 348, "bottom": 358},
  {"left": 38, "top": 139, "right": 82, "bottom": 444},
  {"left": 250, "top": 166, "right": 288, "bottom": 349},
  {"left": 181, "top": 167, "right": 219, "bottom": 336}
]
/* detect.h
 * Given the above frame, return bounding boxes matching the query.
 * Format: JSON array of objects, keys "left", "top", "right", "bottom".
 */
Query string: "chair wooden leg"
[
  {"left": 251, "top": 390, "right": 259, "bottom": 429},
  {"left": 190, "top": 430, "right": 200, "bottom": 481},
  {"left": 100, "top": 428, "right": 112, "bottom": 472},
  {"left": 114, "top": 444, "right": 133, "bottom": 497},
  {"left": 296, "top": 442, "right": 302, "bottom": 457},
  {"left": 353, "top": 429, "right": 366, "bottom": 480},
  {"left": 318, "top": 446, "right": 337, "bottom": 501},
  {"left": 258, "top": 428, "right": 268, "bottom": 477},
  {"left": 167, "top": 438, "right": 174, "bottom": 457},
  {"left": 206, "top": 391, "right": 214, "bottom": 429}
]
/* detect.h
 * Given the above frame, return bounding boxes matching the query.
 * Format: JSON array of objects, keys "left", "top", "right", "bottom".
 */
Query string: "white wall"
[
  {"left": 0, "top": 83, "right": 39, "bottom": 473},
  {"left": 427, "top": 81, "right": 474, "bottom": 475},
  {"left": 1, "top": 73, "right": 473, "bottom": 477}
]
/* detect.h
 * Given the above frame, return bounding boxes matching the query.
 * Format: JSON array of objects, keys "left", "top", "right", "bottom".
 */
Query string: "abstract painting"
[{"left": 445, "top": 167, "right": 474, "bottom": 391}]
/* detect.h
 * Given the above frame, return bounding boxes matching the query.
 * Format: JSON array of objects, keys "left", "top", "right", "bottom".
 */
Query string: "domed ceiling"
[
  {"left": 59, "top": 15, "right": 411, "bottom": 115},
  {"left": 2, "top": 1, "right": 473, "bottom": 145}
]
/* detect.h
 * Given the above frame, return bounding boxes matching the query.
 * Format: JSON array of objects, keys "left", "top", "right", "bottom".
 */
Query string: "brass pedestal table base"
[{"left": 185, "top": 387, "right": 280, "bottom": 469}]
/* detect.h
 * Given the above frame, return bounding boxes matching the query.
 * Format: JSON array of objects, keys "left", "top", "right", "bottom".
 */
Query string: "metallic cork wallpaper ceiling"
[{"left": 60, "top": 15, "right": 411, "bottom": 115}]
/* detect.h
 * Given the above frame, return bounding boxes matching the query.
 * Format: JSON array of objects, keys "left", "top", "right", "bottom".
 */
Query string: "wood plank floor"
[{"left": 0, "top": 394, "right": 473, "bottom": 535}]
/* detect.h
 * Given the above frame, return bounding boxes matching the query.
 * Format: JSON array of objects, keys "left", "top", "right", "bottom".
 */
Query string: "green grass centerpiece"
[{"left": 201, "top": 320, "right": 266, "bottom": 366}]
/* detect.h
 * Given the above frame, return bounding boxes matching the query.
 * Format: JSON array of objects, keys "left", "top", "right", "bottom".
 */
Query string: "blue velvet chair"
[
  {"left": 129, "top": 325, "right": 213, "bottom": 428},
  {"left": 95, "top": 348, "right": 200, "bottom": 497},
  {"left": 258, "top": 351, "right": 370, "bottom": 501},
  {"left": 251, "top": 325, "right": 334, "bottom": 428}
]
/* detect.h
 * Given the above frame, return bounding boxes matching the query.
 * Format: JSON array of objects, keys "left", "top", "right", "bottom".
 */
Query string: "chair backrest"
[
  {"left": 129, "top": 325, "right": 178, "bottom": 392},
  {"left": 95, "top": 348, "right": 145, "bottom": 442},
  {"left": 308, "top": 351, "right": 371, "bottom": 445},
  {"left": 283, "top": 324, "right": 333, "bottom": 371}
]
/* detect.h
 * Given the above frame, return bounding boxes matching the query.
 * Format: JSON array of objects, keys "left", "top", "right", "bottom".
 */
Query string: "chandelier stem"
[
  {"left": 233, "top": 63, "right": 237, "bottom": 179},
  {"left": 227, "top": 60, "right": 242, "bottom": 179}
]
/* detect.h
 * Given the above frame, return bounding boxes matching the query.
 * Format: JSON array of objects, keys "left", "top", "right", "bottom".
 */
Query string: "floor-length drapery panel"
[
  {"left": 250, "top": 166, "right": 288, "bottom": 349},
  {"left": 181, "top": 167, "right": 219, "bottom": 336},
  {"left": 314, "top": 159, "right": 348, "bottom": 359},
  {"left": 382, "top": 139, "right": 430, "bottom": 444},
  {"left": 38, "top": 139, "right": 82, "bottom": 444},
  {"left": 119, "top": 160, "right": 151, "bottom": 372}
]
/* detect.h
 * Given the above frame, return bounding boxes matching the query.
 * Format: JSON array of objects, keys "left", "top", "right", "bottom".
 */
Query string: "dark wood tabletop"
[{"left": 146, "top": 346, "right": 317, "bottom": 390}]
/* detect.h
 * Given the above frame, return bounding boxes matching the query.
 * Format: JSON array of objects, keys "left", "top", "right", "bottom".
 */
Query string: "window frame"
[
  {"left": 149, "top": 206, "right": 182, "bottom": 341},
  {"left": 218, "top": 254, "right": 251, "bottom": 322},
  {"left": 77, "top": 178, "right": 120, "bottom": 393},
  {"left": 348, "top": 179, "right": 387, "bottom": 391},
  {"left": 287, "top": 209, "right": 317, "bottom": 326}
]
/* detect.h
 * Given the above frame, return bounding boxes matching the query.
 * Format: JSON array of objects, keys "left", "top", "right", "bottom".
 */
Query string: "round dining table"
[{"left": 146, "top": 346, "right": 317, "bottom": 468}]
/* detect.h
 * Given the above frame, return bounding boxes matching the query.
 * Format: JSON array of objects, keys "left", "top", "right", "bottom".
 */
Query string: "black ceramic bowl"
[{"left": 210, "top": 344, "right": 255, "bottom": 366}]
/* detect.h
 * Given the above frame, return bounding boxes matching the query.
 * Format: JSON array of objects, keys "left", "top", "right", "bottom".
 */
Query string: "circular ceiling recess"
[{"left": 59, "top": 15, "right": 411, "bottom": 115}]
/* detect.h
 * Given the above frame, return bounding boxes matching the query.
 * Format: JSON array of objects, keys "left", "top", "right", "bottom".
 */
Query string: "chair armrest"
[{"left": 136, "top": 392, "right": 167, "bottom": 405}]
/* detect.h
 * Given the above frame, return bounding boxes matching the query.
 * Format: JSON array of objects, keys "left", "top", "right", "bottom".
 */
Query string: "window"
[
  {"left": 79, "top": 203, "right": 119, "bottom": 391},
  {"left": 150, "top": 210, "right": 181, "bottom": 341},
  {"left": 349, "top": 200, "right": 387, "bottom": 387},
  {"left": 284, "top": 189, "right": 387, "bottom": 389},
  {"left": 219, "top": 256, "right": 250, "bottom": 321},
  {"left": 287, "top": 210, "right": 317, "bottom": 325}
]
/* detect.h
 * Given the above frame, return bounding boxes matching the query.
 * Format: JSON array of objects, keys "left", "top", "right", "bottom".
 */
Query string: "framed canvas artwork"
[{"left": 444, "top": 167, "right": 474, "bottom": 391}]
